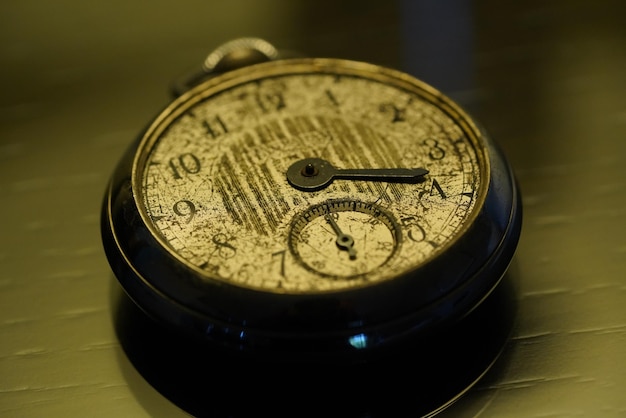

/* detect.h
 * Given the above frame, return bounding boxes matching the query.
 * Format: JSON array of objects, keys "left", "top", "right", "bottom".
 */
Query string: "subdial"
[{"left": 289, "top": 200, "right": 401, "bottom": 278}]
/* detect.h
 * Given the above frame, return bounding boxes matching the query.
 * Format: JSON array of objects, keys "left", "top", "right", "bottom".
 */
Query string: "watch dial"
[{"left": 136, "top": 61, "right": 485, "bottom": 293}]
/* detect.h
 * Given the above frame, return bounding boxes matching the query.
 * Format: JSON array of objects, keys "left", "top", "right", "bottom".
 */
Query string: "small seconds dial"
[
  {"left": 289, "top": 200, "right": 402, "bottom": 278},
  {"left": 137, "top": 64, "right": 483, "bottom": 294}
]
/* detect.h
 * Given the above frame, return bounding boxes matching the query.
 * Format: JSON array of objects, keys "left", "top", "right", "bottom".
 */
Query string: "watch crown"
[
  {"left": 171, "top": 37, "right": 280, "bottom": 97},
  {"left": 202, "top": 37, "right": 280, "bottom": 73}
]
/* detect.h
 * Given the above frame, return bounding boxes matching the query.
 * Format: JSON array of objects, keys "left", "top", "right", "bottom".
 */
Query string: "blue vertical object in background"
[{"left": 400, "top": 0, "right": 475, "bottom": 105}]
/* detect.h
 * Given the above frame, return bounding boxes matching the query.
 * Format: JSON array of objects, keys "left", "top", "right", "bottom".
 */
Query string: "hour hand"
[{"left": 286, "top": 157, "right": 428, "bottom": 191}]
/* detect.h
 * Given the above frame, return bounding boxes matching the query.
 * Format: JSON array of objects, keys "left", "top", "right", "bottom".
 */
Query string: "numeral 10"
[{"left": 169, "top": 153, "right": 201, "bottom": 179}]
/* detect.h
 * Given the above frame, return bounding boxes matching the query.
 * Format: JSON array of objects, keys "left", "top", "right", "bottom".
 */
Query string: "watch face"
[{"left": 133, "top": 59, "right": 488, "bottom": 294}]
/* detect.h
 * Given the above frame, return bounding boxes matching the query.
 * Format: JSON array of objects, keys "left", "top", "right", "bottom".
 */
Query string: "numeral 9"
[{"left": 173, "top": 200, "right": 196, "bottom": 223}]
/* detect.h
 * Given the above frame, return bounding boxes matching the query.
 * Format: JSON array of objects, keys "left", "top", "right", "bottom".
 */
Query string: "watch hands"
[
  {"left": 324, "top": 214, "right": 357, "bottom": 260},
  {"left": 286, "top": 157, "right": 428, "bottom": 191}
]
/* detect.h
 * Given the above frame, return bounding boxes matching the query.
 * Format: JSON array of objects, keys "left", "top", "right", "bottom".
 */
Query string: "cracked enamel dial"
[{"left": 134, "top": 59, "right": 486, "bottom": 294}]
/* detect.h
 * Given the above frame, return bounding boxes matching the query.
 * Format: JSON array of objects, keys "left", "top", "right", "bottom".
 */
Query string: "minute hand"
[
  {"left": 286, "top": 157, "right": 429, "bottom": 192},
  {"left": 332, "top": 167, "right": 429, "bottom": 180}
]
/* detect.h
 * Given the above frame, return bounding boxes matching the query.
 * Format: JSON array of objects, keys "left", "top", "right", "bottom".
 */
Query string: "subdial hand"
[
  {"left": 286, "top": 158, "right": 429, "bottom": 191},
  {"left": 324, "top": 214, "right": 357, "bottom": 260}
]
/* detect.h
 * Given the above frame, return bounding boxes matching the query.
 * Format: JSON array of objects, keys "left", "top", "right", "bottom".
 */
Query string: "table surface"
[{"left": 2, "top": 1, "right": 625, "bottom": 417}]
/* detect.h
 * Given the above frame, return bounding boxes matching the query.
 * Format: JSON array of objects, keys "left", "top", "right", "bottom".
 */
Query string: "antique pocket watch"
[{"left": 102, "top": 38, "right": 522, "bottom": 361}]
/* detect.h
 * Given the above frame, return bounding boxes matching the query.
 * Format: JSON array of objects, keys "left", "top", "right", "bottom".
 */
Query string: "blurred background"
[{"left": 1, "top": 1, "right": 625, "bottom": 416}]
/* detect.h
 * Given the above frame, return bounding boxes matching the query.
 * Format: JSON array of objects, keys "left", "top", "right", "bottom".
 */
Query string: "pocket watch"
[{"left": 102, "top": 38, "right": 522, "bottom": 361}]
